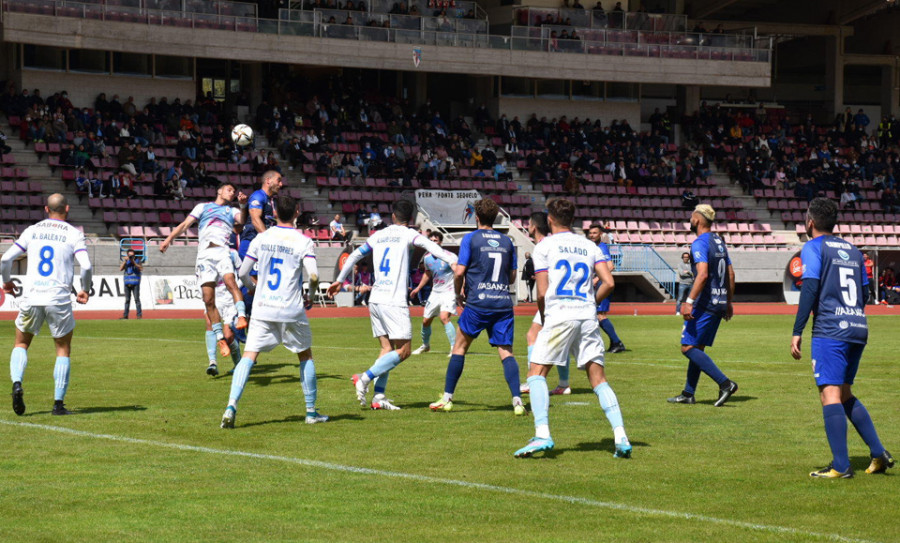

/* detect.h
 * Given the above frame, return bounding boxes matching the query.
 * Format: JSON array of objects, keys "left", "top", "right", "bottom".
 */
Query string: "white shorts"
[
  {"left": 16, "top": 303, "right": 76, "bottom": 338},
  {"left": 195, "top": 246, "right": 235, "bottom": 286},
  {"left": 531, "top": 318, "right": 605, "bottom": 369},
  {"left": 369, "top": 303, "right": 412, "bottom": 340},
  {"left": 206, "top": 301, "right": 237, "bottom": 328},
  {"left": 244, "top": 315, "right": 312, "bottom": 354},
  {"left": 423, "top": 291, "right": 457, "bottom": 319},
  {"left": 531, "top": 310, "right": 543, "bottom": 327}
]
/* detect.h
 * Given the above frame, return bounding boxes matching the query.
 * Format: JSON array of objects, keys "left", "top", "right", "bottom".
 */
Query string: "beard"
[
  {"left": 689, "top": 221, "right": 698, "bottom": 234},
  {"left": 806, "top": 222, "right": 813, "bottom": 237}
]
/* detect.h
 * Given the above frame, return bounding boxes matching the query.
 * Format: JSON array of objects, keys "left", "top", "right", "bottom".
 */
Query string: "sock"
[
  {"left": 600, "top": 319, "right": 621, "bottom": 345},
  {"left": 373, "top": 372, "right": 389, "bottom": 395},
  {"left": 444, "top": 354, "right": 465, "bottom": 395},
  {"left": 364, "top": 351, "right": 402, "bottom": 382},
  {"left": 594, "top": 382, "right": 625, "bottom": 438},
  {"left": 557, "top": 359, "right": 570, "bottom": 388},
  {"left": 228, "top": 357, "right": 255, "bottom": 407},
  {"left": 10, "top": 347, "right": 27, "bottom": 383},
  {"left": 683, "top": 360, "right": 702, "bottom": 395},
  {"left": 501, "top": 356, "right": 521, "bottom": 398},
  {"left": 299, "top": 359, "right": 317, "bottom": 412},
  {"left": 683, "top": 347, "right": 727, "bottom": 386},
  {"left": 823, "top": 403, "right": 850, "bottom": 472},
  {"left": 205, "top": 331, "right": 217, "bottom": 362},
  {"left": 211, "top": 322, "right": 225, "bottom": 341},
  {"left": 443, "top": 322, "right": 456, "bottom": 347},
  {"left": 229, "top": 340, "right": 242, "bottom": 366},
  {"left": 53, "top": 357, "right": 70, "bottom": 401},
  {"left": 527, "top": 345, "right": 534, "bottom": 364},
  {"left": 528, "top": 375, "right": 550, "bottom": 439},
  {"left": 236, "top": 300, "right": 247, "bottom": 318},
  {"left": 843, "top": 397, "right": 886, "bottom": 458},
  {"left": 421, "top": 324, "right": 432, "bottom": 347}
]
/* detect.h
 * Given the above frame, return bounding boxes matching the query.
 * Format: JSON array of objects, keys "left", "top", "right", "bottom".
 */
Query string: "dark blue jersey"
[
  {"left": 801, "top": 235, "right": 868, "bottom": 344},
  {"left": 458, "top": 229, "right": 516, "bottom": 311},
  {"left": 690, "top": 232, "right": 731, "bottom": 315},
  {"left": 241, "top": 189, "right": 275, "bottom": 243}
]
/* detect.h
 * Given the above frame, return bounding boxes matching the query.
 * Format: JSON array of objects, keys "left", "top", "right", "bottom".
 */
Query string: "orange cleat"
[
  {"left": 218, "top": 339, "right": 231, "bottom": 357},
  {"left": 235, "top": 316, "right": 249, "bottom": 330}
]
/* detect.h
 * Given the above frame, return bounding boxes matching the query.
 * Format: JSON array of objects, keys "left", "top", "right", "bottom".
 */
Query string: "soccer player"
[
  {"left": 791, "top": 198, "right": 894, "bottom": 478},
  {"left": 515, "top": 198, "right": 631, "bottom": 458},
  {"left": 587, "top": 224, "right": 625, "bottom": 353},
  {"left": 239, "top": 169, "right": 283, "bottom": 259},
  {"left": 327, "top": 199, "right": 457, "bottom": 410},
  {"left": 410, "top": 231, "right": 457, "bottom": 356},
  {"left": 160, "top": 182, "right": 249, "bottom": 358},
  {"left": 667, "top": 204, "right": 739, "bottom": 407},
  {"left": 1, "top": 194, "right": 93, "bottom": 416},
  {"left": 221, "top": 195, "right": 328, "bottom": 428},
  {"left": 428, "top": 197, "right": 524, "bottom": 415},
  {"left": 203, "top": 247, "right": 245, "bottom": 377}
]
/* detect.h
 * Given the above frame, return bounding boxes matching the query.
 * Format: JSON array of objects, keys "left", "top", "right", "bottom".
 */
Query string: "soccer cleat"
[
  {"left": 220, "top": 406, "right": 236, "bottom": 429},
  {"left": 809, "top": 464, "right": 853, "bottom": 478},
  {"left": 608, "top": 342, "right": 626, "bottom": 353},
  {"left": 206, "top": 363, "right": 219, "bottom": 377},
  {"left": 371, "top": 394, "right": 401, "bottom": 411},
  {"left": 351, "top": 374, "right": 368, "bottom": 406},
  {"left": 549, "top": 385, "right": 571, "bottom": 396},
  {"left": 667, "top": 393, "right": 696, "bottom": 404},
  {"left": 429, "top": 396, "right": 453, "bottom": 412},
  {"left": 865, "top": 451, "right": 895, "bottom": 474},
  {"left": 11, "top": 381, "right": 25, "bottom": 416},
  {"left": 51, "top": 400, "right": 72, "bottom": 416},
  {"left": 514, "top": 404, "right": 527, "bottom": 416},
  {"left": 235, "top": 316, "right": 249, "bottom": 330},
  {"left": 714, "top": 380, "right": 739, "bottom": 407},
  {"left": 411, "top": 344, "right": 430, "bottom": 355},
  {"left": 519, "top": 383, "right": 530, "bottom": 394},
  {"left": 614, "top": 437, "right": 633, "bottom": 458},
  {"left": 217, "top": 339, "right": 231, "bottom": 357},
  {"left": 305, "top": 411, "right": 330, "bottom": 424},
  {"left": 514, "top": 437, "right": 555, "bottom": 458}
]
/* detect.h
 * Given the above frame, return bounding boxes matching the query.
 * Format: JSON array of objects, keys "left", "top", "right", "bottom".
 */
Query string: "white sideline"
[{"left": 0, "top": 419, "right": 879, "bottom": 543}]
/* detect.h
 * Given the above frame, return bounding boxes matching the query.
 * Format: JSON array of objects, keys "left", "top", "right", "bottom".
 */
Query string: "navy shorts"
[
  {"left": 810, "top": 337, "right": 864, "bottom": 386},
  {"left": 597, "top": 296, "right": 611, "bottom": 313},
  {"left": 681, "top": 311, "right": 722, "bottom": 347},
  {"left": 459, "top": 306, "right": 515, "bottom": 347}
]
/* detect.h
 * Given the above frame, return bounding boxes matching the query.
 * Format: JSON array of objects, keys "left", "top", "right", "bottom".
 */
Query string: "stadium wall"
[
  {"left": 13, "top": 70, "right": 195, "bottom": 110},
  {"left": 497, "top": 97, "right": 641, "bottom": 129}
]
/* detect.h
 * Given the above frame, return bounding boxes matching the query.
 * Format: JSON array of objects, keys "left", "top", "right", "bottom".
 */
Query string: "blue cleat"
[
  {"left": 614, "top": 437, "right": 632, "bottom": 459},
  {"left": 514, "top": 437, "right": 554, "bottom": 458}
]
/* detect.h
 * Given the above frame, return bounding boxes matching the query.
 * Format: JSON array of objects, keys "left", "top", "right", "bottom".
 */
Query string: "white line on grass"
[{"left": 0, "top": 419, "right": 879, "bottom": 543}]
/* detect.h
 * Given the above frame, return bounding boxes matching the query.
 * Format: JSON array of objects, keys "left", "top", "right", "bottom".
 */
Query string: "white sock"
[
  {"left": 613, "top": 426, "right": 628, "bottom": 444},
  {"left": 536, "top": 424, "right": 551, "bottom": 439}
]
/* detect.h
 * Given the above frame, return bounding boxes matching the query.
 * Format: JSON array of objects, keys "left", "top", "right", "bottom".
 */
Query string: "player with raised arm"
[
  {"left": 587, "top": 224, "right": 625, "bottom": 353},
  {"left": 221, "top": 195, "right": 328, "bottom": 428},
  {"left": 428, "top": 197, "right": 525, "bottom": 415},
  {"left": 410, "top": 231, "right": 457, "bottom": 356},
  {"left": 1, "top": 194, "right": 92, "bottom": 416},
  {"left": 667, "top": 204, "right": 739, "bottom": 407},
  {"left": 792, "top": 198, "right": 893, "bottom": 478},
  {"left": 160, "top": 182, "right": 248, "bottom": 360},
  {"left": 327, "top": 200, "right": 457, "bottom": 410},
  {"left": 203, "top": 246, "right": 245, "bottom": 377},
  {"left": 515, "top": 198, "right": 631, "bottom": 458},
  {"left": 239, "top": 170, "right": 283, "bottom": 258}
]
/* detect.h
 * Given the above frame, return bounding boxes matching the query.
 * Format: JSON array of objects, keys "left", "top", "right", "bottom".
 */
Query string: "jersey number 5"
[
  {"left": 839, "top": 267, "right": 858, "bottom": 307},
  {"left": 267, "top": 258, "right": 283, "bottom": 290}
]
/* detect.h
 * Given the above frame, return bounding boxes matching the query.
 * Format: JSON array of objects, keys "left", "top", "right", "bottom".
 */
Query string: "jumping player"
[{"left": 410, "top": 231, "right": 457, "bottom": 356}]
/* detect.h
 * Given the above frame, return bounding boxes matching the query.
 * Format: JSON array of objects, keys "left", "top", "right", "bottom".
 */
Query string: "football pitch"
[{"left": 0, "top": 314, "right": 897, "bottom": 543}]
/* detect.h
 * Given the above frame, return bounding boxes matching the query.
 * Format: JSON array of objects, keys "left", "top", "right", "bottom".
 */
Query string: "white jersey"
[
  {"left": 13, "top": 219, "right": 88, "bottom": 305},
  {"left": 189, "top": 202, "right": 240, "bottom": 251},
  {"left": 244, "top": 226, "right": 317, "bottom": 322},
  {"left": 533, "top": 230, "right": 605, "bottom": 322}
]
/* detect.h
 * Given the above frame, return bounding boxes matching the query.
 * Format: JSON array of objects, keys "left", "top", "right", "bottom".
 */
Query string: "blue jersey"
[
  {"left": 690, "top": 232, "right": 731, "bottom": 315},
  {"left": 458, "top": 229, "right": 516, "bottom": 311},
  {"left": 800, "top": 235, "right": 868, "bottom": 344},
  {"left": 241, "top": 189, "right": 274, "bottom": 243}
]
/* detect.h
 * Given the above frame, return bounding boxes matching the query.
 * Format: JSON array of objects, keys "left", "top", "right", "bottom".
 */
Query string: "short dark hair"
[
  {"left": 217, "top": 181, "right": 236, "bottom": 192},
  {"left": 589, "top": 222, "right": 607, "bottom": 233},
  {"left": 807, "top": 197, "right": 838, "bottom": 233},
  {"left": 274, "top": 194, "right": 298, "bottom": 222},
  {"left": 429, "top": 231, "right": 444, "bottom": 242},
  {"left": 529, "top": 211, "right": 550, "bottom": 236},
  {"left": 546, "top": 197, "right": 576, "bottom": 228},
  {"left": 393, "top": 199, "right": 415, "bottom": 223},
  {"left": 474, "top": 197, "right": 499, "bottom": 225}
]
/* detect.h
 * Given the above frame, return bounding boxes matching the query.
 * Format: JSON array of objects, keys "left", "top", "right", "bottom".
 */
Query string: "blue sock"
[
  {"left": 843, "top": 397, "right": 886, "bottom": 458},
  {"left": 211, "top": 322, "right": 225, "bottom": 341},
  {"left": 823, "top": 403, "right": 850, "bottom": 472},
  {"left": 443, "top": 322, "right": 456, "bottom": 347},
  {"left": 365, "top": 351, "right": 402, "bottom": 381},
  {"left": 683, "top": 347, "right": 727, "bottom": 386},
  {"left": 501, "top": 356, "right": 521, "bottom": 398},
  {"left": 683, "top": 360, "right": 702, "bottom": 395},
  {"left": 10, "top": 347, "right": 27, "bottom": 383},
  {"left": 205, "top": 331, "right": 217, "bottom": 361},
  {"left": 527, "top": 345, "right": 534, "bottom": 363},
  {"left": 528, "top": 375, "right": 550, "bottom": 433},
  {"left": 229, "top": 340, "right": 242, "bottom": 366},
  {"left": 600, "top": 319, "right": 621, "bottom": 345},
  {"left": 421, "top": 324, "right": 432, "bottom": 347},
  {"left": 594, "top": 382, "right": 624, "bottom": 430},
  {"left": 53, "top": 357, "right": 70, "bottom": 401},
  {"left": 557, "top": 360, "right": 570, "bottom": 387},
  {"left": 444, "top": 354, "right": 465, "bottom": 395},
  {"left": 299, "top": 359, "right": 317, "bottom": 412},
  {"left": 373, "top": 372, "right": 389, "bottom": 395},
  {"left": 228, "top": 358, "right": 255, "bottom": 406},
  {"left": 236, "top": 300, "right": 246, "bottom": 318}
]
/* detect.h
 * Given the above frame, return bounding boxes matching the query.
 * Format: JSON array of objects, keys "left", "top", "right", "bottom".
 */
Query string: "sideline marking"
[{"left": 0, "top": 419, "right": 879, "bottom": 543}]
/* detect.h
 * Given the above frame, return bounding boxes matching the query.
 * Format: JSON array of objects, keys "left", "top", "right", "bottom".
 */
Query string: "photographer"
[{"left": 120, "top": 249, "right": 143, "bottom": 319}]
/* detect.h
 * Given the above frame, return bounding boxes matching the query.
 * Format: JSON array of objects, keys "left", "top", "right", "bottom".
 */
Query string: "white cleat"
[
  {"left": 549, "top": 385, "right": 571, "bottom": 396},
  {"left": 519, "top": 383, "right": 530, "bottom": 394},
  {"left": 371, "top": 394, "right": 401, "bottom": 410},
  {"left": 351, "top": 374, "right": 369, "bottom": 406},
  {"left": 412, "top": 345, "right": 431, "bottom": 355},
  {"left": 305, "top": 411, "right": 330, "bottom": 424}
]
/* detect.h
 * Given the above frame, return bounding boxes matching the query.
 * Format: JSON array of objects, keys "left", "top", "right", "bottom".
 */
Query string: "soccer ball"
[{"left": 231, "top": 124, "right": 253, "bottom": 147}]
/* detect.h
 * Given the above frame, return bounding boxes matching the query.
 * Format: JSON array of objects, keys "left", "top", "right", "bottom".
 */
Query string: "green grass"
[{"left": 0, "top": 315, "right": 897, "bottom": 542}]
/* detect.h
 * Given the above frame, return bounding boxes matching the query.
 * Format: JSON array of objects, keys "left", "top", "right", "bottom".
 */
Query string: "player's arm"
[
  {"left": 683, "top": 261, "right": 708, "bottom": 321},
  {"left": 74, "top": 248, "right": 93, "bottom": 304},
  {"left": 249, "top": 207, "right": 265, "bottom": 236},
  {"left": 303, "top": 253, "right": 319, "bottom": 309},
  {"left": 790, "top": 242, "right": 821, "bottom": 359},
  {"left": 724, "top": 262, "right": 735, "bottom": 321},
  {"left": 594, "top": 260, "right": 614, "bottom": 304},
  {"left": 237, "top": 253, "right": 256, "bottom": 293},
  {"left": 233, "top": 193, "right": 249, "bottom": 230},
  {"left": 327, "top": 244, "right": 370, "bottom": 297},
  {"left": 410, "top": 268, "right": 433, "bottom": 299},
  {"left": 536, "top": 270, "right": 548, "bottom": 323},
  {"left": 1, "top": 242, "right": 26, "bottom": 294},
  {"left": 160, "top": 214, "right": 197, "bottom": 253},
  {"left": 413, "top": 235, "right": 458, "bottom": 267}
]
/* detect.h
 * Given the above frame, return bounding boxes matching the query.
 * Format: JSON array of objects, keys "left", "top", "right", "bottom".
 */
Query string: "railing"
[
  {"left": 295, "top": 8, "right": 487, "bottom": 33},
  {"left": 515, "top": 7, "right": 686, "bottom": 32},
  {"left": 612, "top": 244, "right": 677, "bottom": 298}
]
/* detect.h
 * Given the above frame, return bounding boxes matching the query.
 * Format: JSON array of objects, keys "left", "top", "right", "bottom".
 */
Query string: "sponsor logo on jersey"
[
  {"left": 837, "top": 250, "right": 850, "bottom": 261},
  {"left": 487, "top": 239, "right": 500, "bottom": 248},
  {"left": 839, "top": 320, "right": 849, "bottom": 329}
]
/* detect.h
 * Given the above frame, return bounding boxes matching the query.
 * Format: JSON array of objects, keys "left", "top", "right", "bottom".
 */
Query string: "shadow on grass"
[
  {"left": 400, "top": 400, "right": 525, "bottom": 414},
  {"left": 240, "top": 412, "right": 364, "bottom": 428},
  {"left": 695, "top": 394, "right": 756, "bottom": 406},
  {"left": 849, "top": 455, "right": 894, "bottom": 475},
  {"left": 23, "top": 405, "right": 147, "bottom": 416},
  {"left": 572, "top": 438, "right": 650, "bottom": 453}
]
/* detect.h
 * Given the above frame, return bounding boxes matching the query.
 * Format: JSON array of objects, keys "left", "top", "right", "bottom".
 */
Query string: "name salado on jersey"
[
  {"left": 690, "top": 232, "right": 731, "bottom": 315},
  {"left": 801, "top": 235, "right": 868, "bottom": 344},
  {"left": 458, "top": 229, "right": 516, "bottom": 311}
]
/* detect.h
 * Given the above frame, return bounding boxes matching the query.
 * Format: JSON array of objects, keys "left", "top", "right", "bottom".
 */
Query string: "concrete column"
[
  {"left": 245, "top": 62, "right": 263, "bottom": 121},
  {"left": 824, "top": 35, "right": 843, "bottom": 119},
  {"left": 882, "top": 64, "right": 900, "bottom": 118},
  {"left": 677, "top": 84, "right": 701, "bottom": 116}
]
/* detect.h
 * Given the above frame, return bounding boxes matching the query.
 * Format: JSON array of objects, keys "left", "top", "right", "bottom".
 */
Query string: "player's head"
[
  {"left": 217, "top": 182, "right": 237, "bottom": 202},
  {"left": 392, "top": 199, "right": 415, "bottom": 225},
  {"left": 274, "top": 194, "right": 299, "bottom": 224},
  {"left": 429, "top": 231, "right": 443, "bottom": 246},
  {"left": 474, "top": 197, "right": 499, "bottom": 227},
  {"left": 528, "top": 211, "right": 550, "bottom": 241},
  {"left": 806, "top": 197, "right": 838, "bottom": 236},
  {"left": 45, "top": 193, "right": 69, "bottom": 218},
  {"left": 691, "top": 204, "right": 715, "bottom": 233},
  {"left": 546, "top": 198, "right": 575, "bottom": 230},
  {"left": 261, "top": 169, "right": 283, "bottom": 194},
  {"left": 587, "top": 222, "right": 605, "bottom": 243}
]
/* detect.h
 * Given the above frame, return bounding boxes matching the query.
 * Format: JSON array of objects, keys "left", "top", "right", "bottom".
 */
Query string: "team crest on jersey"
[
  {"left": 487, "top": 239, "right": 500, "bottom": 248},
  {"left": 837, "top": 250, "right": 850, "bottom": 261},
  {"left": 839, "top": 320, "right": 849, "bottom": 329},
  {"left": 694, "top": 251, "right": 702, "bottom": 259}
]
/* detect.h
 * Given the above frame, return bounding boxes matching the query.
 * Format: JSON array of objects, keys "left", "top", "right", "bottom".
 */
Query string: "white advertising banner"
[{"left": 415, "top": 189, "right": 481, "bottom": 226}]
